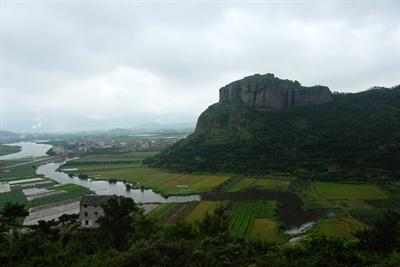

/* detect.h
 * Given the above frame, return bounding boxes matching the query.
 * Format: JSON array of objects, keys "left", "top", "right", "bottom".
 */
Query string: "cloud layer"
[{"left": 1, "top": 1, "right": 399, "bottom": 131}]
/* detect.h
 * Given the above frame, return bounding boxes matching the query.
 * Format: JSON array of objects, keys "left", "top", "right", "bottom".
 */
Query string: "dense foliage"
[
  {"left": 147, "top": 86, "right": 400, "bottom": 180},
  {"left": 0, "top": 197, "right": 399, "bottom": 267}
]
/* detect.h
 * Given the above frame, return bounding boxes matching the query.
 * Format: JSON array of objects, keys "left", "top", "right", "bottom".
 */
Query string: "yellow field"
[
  {"left": 316, "top": 217, "right": 366, "bottom": 239},
  {"left": 186, "top": 201, "right": 221, "bottom": 223},
  {"left": 249, "top": 219, "right": 284, "bottom": 243}
]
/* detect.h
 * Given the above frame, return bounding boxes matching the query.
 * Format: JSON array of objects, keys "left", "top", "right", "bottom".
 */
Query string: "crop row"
[{"left": 228, "top": 201, "right": 278, "bottom": 238}]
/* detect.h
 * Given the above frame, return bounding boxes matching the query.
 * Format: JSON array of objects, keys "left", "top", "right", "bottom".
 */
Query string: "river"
[
  {"left": 5, "top": 141, "right": 319, "bottom": 233},
  {"left": 0, "top": 141, "right": 53, "bottom": 160}
]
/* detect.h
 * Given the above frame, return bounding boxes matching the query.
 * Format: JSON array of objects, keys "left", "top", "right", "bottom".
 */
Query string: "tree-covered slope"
[{"left": 146, "top": 74, "right": 400, "bottom": 180}]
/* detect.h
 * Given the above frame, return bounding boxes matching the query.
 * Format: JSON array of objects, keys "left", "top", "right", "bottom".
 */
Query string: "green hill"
[{"left": 146, "top": 74, "right": 400, "bottom": 180}]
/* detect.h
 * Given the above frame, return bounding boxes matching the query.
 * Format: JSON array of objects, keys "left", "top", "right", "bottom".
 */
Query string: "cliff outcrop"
[{"left": 219, "top": 73, "right": 332, "bottom": 109}]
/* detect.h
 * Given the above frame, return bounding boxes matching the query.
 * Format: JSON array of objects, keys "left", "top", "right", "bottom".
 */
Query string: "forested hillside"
[{"left": 147, "top": 74, "right": 400, "bottom": 180}]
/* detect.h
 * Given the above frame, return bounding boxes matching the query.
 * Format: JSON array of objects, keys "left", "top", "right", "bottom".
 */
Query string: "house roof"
[{"left": 80, "top": 195, "right": 111, "bottom": 206}]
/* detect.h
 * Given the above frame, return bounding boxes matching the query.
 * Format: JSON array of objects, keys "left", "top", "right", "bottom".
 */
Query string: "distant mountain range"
[
  {"left": 147, "top": 73, "right": 400, "bottom": 180},
  {"left": 0, "top": 130, "right": 20, "bottom": 141}
]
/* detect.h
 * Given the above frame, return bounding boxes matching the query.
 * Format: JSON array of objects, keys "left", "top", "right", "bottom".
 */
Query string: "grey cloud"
[{"left": 1, "top": 1, "right": 399, "bottom": 131}]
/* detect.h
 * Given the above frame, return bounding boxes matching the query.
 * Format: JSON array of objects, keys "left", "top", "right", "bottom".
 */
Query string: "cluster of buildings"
[{"left": 51, "top": 138, "right": 176, "bottom": 156}]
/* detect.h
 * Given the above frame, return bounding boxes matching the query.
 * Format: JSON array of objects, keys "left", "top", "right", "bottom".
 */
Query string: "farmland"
[
  {"left": 148, "top": 203, "right": 179, "bottom": 221},
  {"left": 227, "top": 178, "right": 289, "bottom": 192},
  {"left": 0, "top": 190, "right": 28, "bottom": 208},
  {"left": 63, "top": 154, "right": 229, "bottom": 195},
  {"left": 314, "top": 217, "right": 366, "bottom": 239},
  {"left": 249, "top": 219, "right": 284, "bottom": 243},
  {"left": 228, "top": 201, "right": 280, "bottom": 239},
  {"left": 186, "top": 201, "right": 222, "bottom": 223},
  {"left": 313, "top": 182, "right": 387, "bottom": 200}
]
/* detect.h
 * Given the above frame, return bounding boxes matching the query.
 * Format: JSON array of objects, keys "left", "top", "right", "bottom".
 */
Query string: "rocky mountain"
[
  {"left": 146, "top": 74, "right": 400, "bottom": 180},
  {"left": 219, "top": 73, "right": 332, "bottom": 110}
]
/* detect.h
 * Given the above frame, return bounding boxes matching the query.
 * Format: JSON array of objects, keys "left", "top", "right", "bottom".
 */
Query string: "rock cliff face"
[{"left": 219, "top": 73, "right": 332, "bottom": 109}]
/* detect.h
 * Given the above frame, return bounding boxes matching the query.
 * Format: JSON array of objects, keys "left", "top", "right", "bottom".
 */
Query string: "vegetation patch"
[
  {"left": 314, "top": 182, "right": 387, "bottom": 200},
  {"left": 314, "top": 217, "right": 366, "bottom": 239},
  {"left": 0, "top": 163, "right": 42, "bottom": 182},
  {"left": 147, "top": 203, "right": 178, "bottom": 221},
  {"left": 228, "top": 201, "right": 278, "bottom": 238},
  {"left": 186, "top": 201, "right": 221, "bottom": 223},
  {"left": 0, "top": 190, "right": 28, "bottom": 208},
  {"left": 65, "top": 160, "right": 229, "bottom": 195},
  {"left": 0, "top": 144, "right": 21, "bottom": 156},
  {"left": 227, "top": 178, "right": 256, "bottom": 192},
  {"left": 28, "top": 184, "right": 91, "bottom": 207},
  {"left": 249, "top": 218, "right": 284, "bottom": 243}
]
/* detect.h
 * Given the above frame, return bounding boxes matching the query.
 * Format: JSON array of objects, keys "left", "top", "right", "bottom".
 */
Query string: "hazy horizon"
[{"left": 1, "top": 1, "right": 399, "bottom": 132}]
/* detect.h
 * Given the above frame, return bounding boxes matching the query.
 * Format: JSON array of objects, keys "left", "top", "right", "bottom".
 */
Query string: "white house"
[{"left": 79, "top": 195, "right": 111, "bottom": 229}]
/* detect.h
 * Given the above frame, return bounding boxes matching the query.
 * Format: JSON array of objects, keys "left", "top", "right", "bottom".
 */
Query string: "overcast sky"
[{"left": 1, "top": 0, "right": 399, "bottom": 132}]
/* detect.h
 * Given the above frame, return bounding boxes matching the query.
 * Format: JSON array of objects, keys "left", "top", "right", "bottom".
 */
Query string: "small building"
[{"left": 80, "top": 195, "right": 111, "bottom": 229}]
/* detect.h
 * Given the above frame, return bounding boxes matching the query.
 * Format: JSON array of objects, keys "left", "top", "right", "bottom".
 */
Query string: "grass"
[
  {"left": 228, "top": 201, "right": 279, "bottom": 238},
  {"left": 186, "top": 201, "right": 221, "bottom": 223},
  {"left": 0, "top": 190, "right": 28, "bottom": 208},
  {"left": 315, "top": 217, "right": 366, "bottom": 239},
  {"left": 314, "top": 182, "right": 387, "bottom": 200},
  {"left": 0, "top": 144, "right": 21, "bottom": 156},
  {"left": 249, "top": 219, "right": 284, "bottom": 243}
]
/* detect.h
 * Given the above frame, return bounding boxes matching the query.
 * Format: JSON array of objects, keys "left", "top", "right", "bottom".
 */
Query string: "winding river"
[{"left": 4, "top": 141, "right": 320, "bottom": 233}]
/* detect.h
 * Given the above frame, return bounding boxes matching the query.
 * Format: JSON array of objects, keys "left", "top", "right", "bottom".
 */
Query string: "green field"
[
  {"left": 249, "top": 219, "right": 284, "bottom": 243},
  {"left": 227, "top": 178, "right": 288, "bottom": 192},
  {"left": 148, "top": 203, "right": 179, "bottom": 221},
  {"left": 64, "top": 157, "right": 229, "bottom": 195},
  {"left": 228, "top": 201, "right": 279, "bottom": 239},
  {"left": 0, "top": 184, "right": 92, "bottom": 208},
  {"left": 0, "top": 190, "right": 28, "bottom": 208},
  {"left": 0, "top": 144, "right": 21, "bottom": 156},
  {"left": 314, "top": 182, "right": 387, "bottom": 200},
  {"left": 314, "top": 217, "right": 366, "bottom": 239},
  {"left": 28, "top": 184, "right": 92, "bottom": 207},
  {"left": 0, "top": 162, "right": 42, "bottom": 182}
]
